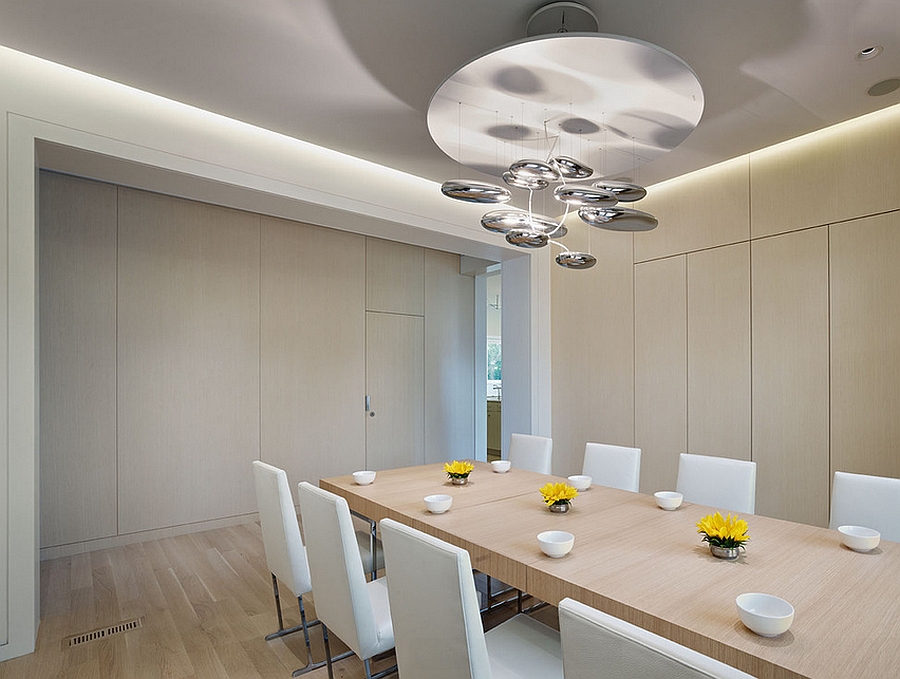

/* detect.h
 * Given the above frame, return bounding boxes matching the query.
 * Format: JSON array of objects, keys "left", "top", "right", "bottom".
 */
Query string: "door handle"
[{"left": 365, "top": 395, "right": 370, "bottom": 411}]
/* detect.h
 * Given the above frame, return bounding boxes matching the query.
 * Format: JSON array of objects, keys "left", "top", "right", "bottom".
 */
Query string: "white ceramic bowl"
[
  {"left": 838, "top": 525, "right": 881, "bottom": 552},
  {"left": 736, "top": 593, "right": 794, "bottom": 637},
  {"left": 654, "top": 491, "right": 683, "bottom": 510},
  {"left": 491, "top": 460, "right": 511, "bottom": 473},
  {"left": 424, "top": 494, "right": 453, "bottom": 514},
  {"left": 567, "top": 475, "right": 592, "bottom": 491},
  {"left": 352, "top": 470, "right": 376, "bottom": 485},
  {"left": 537, "top": 530, "right": 575, "bottom": 558}
]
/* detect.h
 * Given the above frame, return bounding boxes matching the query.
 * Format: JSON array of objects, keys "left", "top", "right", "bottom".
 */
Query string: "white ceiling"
[{"left": 2, "top": 0, "right": 899, "bottom": 187}]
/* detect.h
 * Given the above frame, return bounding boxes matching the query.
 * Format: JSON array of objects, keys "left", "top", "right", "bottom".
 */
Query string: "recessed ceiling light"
[
  {"left": 868, "top": 78, "right": 900, "bottom": 97},
  {"left": 856, "top": 45, "right": 883, "bottom": 61}
]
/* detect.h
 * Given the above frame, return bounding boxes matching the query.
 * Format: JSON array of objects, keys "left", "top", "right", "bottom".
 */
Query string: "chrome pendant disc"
[
  {"left": 505, "top": 229, "right": 550, "bottom": 248},
  {"left": 578, "top": 205, "right": 658, "bottom": 231},
  {"left": 591, "top": 180, "right": 647, "bottom": 202},
  {"left": 502, "top": 171, "right": 549, "bottom": 191},
  {"left": 441, "top": 180, "right": 511, "bottom": 204},
  {"left": 554, "top": 184, "right": 617, "bottom": 207},
  {"left": 482, "top": 210, "right": 566, "bottom": 238},
  {"left": 508, "top": 158, "right": 560, "bottom": 183},
  {"left": 552, "top": 155, "right": 593, "bottom": 179},
  {"left": 556, "top": 251, "right": 597, "bottom": 269},
  {"left": 428, "top": 33, "right": 704, "bottom": 178}
]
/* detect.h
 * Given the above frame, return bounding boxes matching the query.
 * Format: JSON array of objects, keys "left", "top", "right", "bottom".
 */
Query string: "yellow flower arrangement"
[
  {"left": 696, "top": 512, "right": 750, "bottom": 550},
  {"left": 539, "top": 482, "right": 579, "bottom": 507},
  {"left": 444, "top": 460, "right": 475, "bottom": 479}
]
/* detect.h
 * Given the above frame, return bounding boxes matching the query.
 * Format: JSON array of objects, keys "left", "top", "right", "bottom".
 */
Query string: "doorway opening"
[{"left": 486, "top": 269, "right": 502, "bottom": 460}]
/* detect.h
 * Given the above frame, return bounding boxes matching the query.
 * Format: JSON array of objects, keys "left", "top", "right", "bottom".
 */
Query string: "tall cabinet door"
[{"left": 366, "top": 312, "right": 424, "bottom": 470}]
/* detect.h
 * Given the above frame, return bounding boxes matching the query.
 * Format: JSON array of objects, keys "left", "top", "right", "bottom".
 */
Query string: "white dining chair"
[
  {"left": 676, "top": 453, "right": 756, "bottom": 514},
  {"left": 582, "top": 442, "right": 641, "bottom": 492},
  {"left": 253, "top": 461, "right": 323, "bottom": 674},
  {"left": 380, "top": 518, "right": 562, "bottom": 679},
  {"left": 509, "top": 432, "right": 553, "bottom": 474},
  {"left": 296, "top": 482, "right": 395, "bottom": 679},
  {"left": 558, "top": 597, "right": 753, "bottom": 678},
  {"left": 830, "top": 471, "right": 900, "bottom": 542}
]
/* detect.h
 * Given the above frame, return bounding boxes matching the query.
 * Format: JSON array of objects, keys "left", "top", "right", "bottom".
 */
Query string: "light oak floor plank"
[{"left": 1, "top": 522, "right": 543, "bottom": 679}]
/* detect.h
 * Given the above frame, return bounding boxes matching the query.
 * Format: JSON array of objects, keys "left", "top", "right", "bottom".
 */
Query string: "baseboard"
[{"left": 39, "top": 511, "right": 260, "bottom": 561}]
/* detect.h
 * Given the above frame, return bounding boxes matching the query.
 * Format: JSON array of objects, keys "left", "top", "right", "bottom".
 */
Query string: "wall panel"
[
  {"left": 39, "top": 172, "right": 118, "bottom": 547},
  {"left": 552, "top": 227, "right": 635, "bottom": 476},
  {"left": 366, "top": 238, "right": 424, "bottom": 315},
  {"left": 635, "top": 256, "right": 687, "bottom": 493},
  {"left": 686, "top": 243, "right": 751, "bottom": 460},
  {"left": 260, "top": 216, "right": 366, "bottom": 492},
  {"left": 831, "top": 211, "right": 900, "bottom": 479},
  {"left": 424, "top": 250, "right": 475, "bottom": 463},
  {"left": 751, "top": 109, "right": 900, "bottom": 238},
  {"left": 634, "top": 156, "right": 750, "bottom": 263},
  {"left": 117, "top": 189, "right": 260, "bottom": 533},
  {"left": 752, "top": 228, "right": 830, "bottom": 525},
  {"left": 366, "top": 312, "right": 425, "bottom": 470}
]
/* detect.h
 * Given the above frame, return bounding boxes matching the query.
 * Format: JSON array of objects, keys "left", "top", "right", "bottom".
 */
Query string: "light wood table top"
[{"left": 321, "top": 463, "right": 900, "bottom": 679}]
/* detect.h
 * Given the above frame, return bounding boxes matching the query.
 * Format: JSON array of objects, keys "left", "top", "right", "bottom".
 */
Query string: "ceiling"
[{"left": 1, "top": 0, "right": 899, "bottom": 188}]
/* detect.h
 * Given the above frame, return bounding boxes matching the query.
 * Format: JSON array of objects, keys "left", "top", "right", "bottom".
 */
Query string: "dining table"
[{"left": 320, "top": 461, "right": 900, "bottom": 679}]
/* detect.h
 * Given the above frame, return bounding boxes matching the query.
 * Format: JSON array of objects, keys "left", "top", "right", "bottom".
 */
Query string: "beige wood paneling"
[
  {"left": 633, "top": 156, "right": 750, "bottom": 263},
  {"left": 751, "top": 108, "right": 900, "bottom": 238},
  {"left": 831, "top": 211, "right": 900, "bottom": 479},
  {"left": 365, "top": 312, "right": 424, "bottom": 471},
  {"left": 366, "top": 238, "right": 424, "bottom": 315},
  {"left": 424, "top": 250, "right": 475, "bottom": 463},
  {"left": 687, "top": 243, "right": 751, "bottom": 460},
  {"left": 634, "top": 256, "right": 687, "bottom": 493},
  {"left": 116, "top": 189, "right": 261, "bottom": 534},
  {"left": 552, "top": 226, "right": 635, "bottom": 476},
  {"left": 39, "top": 172, "right": 118, "bottom": 548},
  {"left": 752, "top": 228, "right": 830, "bottom": 525},
  {"left": 260, "top": 216, "right": 366, "bottom": 490}
]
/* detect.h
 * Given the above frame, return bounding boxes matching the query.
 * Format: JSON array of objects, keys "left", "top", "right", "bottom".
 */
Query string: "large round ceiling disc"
[
  {"left": 428, "top": 33, "right": 704, "bottom": 178},
  {"left": 578, "top": 205, "right": 658, "bottom": 231}
]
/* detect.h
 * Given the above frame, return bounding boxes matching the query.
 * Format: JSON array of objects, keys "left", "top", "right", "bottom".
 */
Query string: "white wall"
[{"left": 0, "top": 46, "right": 552, "bottom": 660}]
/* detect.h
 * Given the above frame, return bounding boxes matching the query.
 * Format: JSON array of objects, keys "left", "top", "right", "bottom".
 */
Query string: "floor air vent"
[{"left": 66, "top": 617, "right": 143, "bottom": 648}]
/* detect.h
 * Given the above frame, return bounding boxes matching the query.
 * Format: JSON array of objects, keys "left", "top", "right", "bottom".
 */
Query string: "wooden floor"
[{"left": 0, "top": 522, "right": 547, "bottom": 679}]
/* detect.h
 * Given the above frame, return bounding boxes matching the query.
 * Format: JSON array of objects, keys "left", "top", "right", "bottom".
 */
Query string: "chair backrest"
[
  {"left": 676, "top": 453, "right": 756, "bottom": 514},
  {"left": 509, "top": 433, "right": 553, "bottom": 475},
  {"left": 252, "top": 460, "right": 312, "bottom": 597},
  {"left": 582, "top": 442, "right": 641, "bottom": 492},
  {"left": 296, "top": 481, "right": 384, "bottom": 659},
  {"left": 380, "top": 518, "right": 491, "bottom": 679},
  {"left": 558, "top": 598, "right": 753, "bottom": 679},
  {"left": 830, "top": 471, "right": 900, "bottom": 542}
]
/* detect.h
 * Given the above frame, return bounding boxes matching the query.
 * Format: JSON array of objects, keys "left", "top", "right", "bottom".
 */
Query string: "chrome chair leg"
[
  {"left": 322, "top": 624, "right": 335, "bottom": 679},
  {"left": 265, "top": 574, "right": 309, "bottom": 641},
  {"left": 364, "top": 656, "right": 398, "bottom": 679},
  {"left": 351, "top": 509, "right": 379, "bottom": 580}
]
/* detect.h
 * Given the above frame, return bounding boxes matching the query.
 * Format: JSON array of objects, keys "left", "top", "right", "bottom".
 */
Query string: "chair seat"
[
  {"left": 485, "top": 614, "right": 562, "bottom": 679},
  {"left": 366, "top": 578, "right": 395, "bottom": 656}
]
